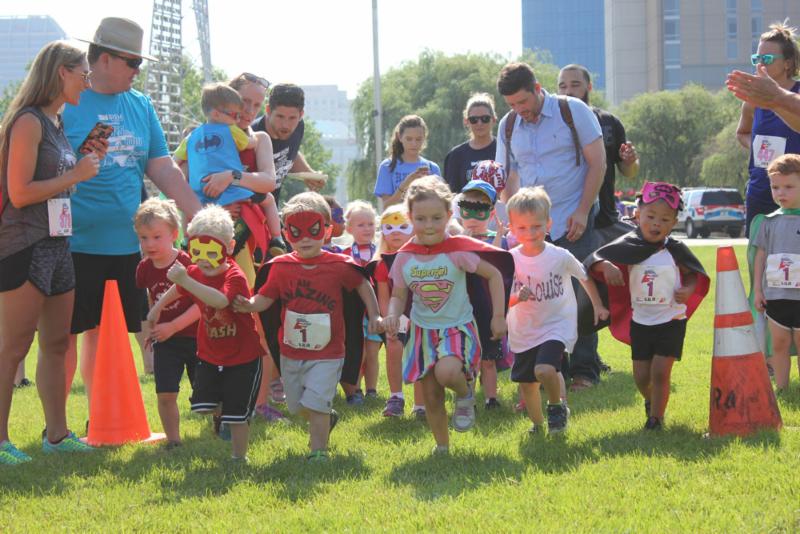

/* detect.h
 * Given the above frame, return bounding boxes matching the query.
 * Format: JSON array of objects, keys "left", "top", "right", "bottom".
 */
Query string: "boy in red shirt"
[
  {"left": 234, "top": 192, "right": 381, "bottom": 461},
  {"left": 148, "top": 205, "right": 263, "bottom": 462}
]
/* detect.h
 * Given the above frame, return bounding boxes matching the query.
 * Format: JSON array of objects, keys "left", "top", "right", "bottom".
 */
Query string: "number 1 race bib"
[
  {"left": 629, "top": 264, "right": 676, "bottom": 305},
  {"left": 47, "top": 197, "right": 72, "bottom": 236},
  {"left": 766, "top": 253, "right": 800, "bottom": 289},
  {"left": 283, "top": 310, "right": 331, "bottom": 351}
]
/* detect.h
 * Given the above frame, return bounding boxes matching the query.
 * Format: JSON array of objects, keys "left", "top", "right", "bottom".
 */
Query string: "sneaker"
[
  {"left": 547, "top": 403, "right": 568, "bottom": 434},
  {"left": 431, "top": 445, "right": 450, "bottom": 456},
  {"left": 365, "top": 389, "right": 378, "bottom": 399},
  {"left": 329, "top": 409, "right": 340, "bottom": 434},
  {"left": 217, "top": 420, "right": 232, "bottom": 442},
  {"left": 527, "top": 423, "right": 544, "bottom": 435},
  {"left": 230, "top": 455, "right": 249, "bottom": 465},
  {"left": 644, "top": 400, "right": 652, "bottom": 418},
  {"left": 346, "top": 389, "right": 364, "bottom": 406},
  {"left": 164, "top": 441, "right": 182, "bottom": 451},
  {"left": 13, "top": 378, "right": 33, "bottom": 389},
  {"left": 452, "top": 393, "right": 477, "bottom": 432},
  {"left": 644, "top": 416, "right": 663, "bottom": 430},
  {"left": 514, "top": 399, "right": 527, "bottom": 413},
  {"left": 485, "top": 398, "right": 501, "bottom": 410},
  {"left": 382, "top": 396, "right": 405, "bottom": 417},
  {"left": 0, "top": 441, "right": 31, "bottom": 465},
  {"left": 42, "top": 431, "right": 94, "bottom": 453},
  {"left": 599, "top": 358, "right": 612, "bottom": 375},
  {"left": 270, "top": 379, "right": 286, "bottom": 404},
  {"left": 412, "top": 406, "right": 427, "bottom": 421},
  {"left": 256, "top": 404, "right": 286, "bottom": 422},
  {"left": 268, "top": 237, "right": 288, "bottom": 258},
  {"left": 307, "top": 450, "right": 329, "bottom": 462}
]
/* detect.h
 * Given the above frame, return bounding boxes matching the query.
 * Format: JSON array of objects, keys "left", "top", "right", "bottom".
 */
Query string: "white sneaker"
[{"left": 452, "top": 393, "right": 476, "bottom": 432}]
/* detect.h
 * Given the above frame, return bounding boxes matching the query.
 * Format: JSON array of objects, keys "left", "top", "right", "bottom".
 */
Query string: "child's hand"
[
  {"left": 594, "top": 305, "right": 610, "bottom": 325},
  {"left": 601, "top": 262, "right": 625, "bottom": 286},
  {"left": 492, "top": 217, "right": 506, "bottom": 247},
  {"left": 674, "top": 285, "right": 693, "bottom": 304},
  {"left": 150, "top": 321, "right": 177, "bottom": 343},
  {"left": 232, "top": 295, "right": 254, "bottom": 312},
  {"left": 517, "top": 285, "right": 533, "bottom": 302},
  {"left": 167, "top": 262, "right": 188, "bottom": 284},
  {"left": 367, "top": 315, "right": 383, "bottom": 335},
  {"left": 753, "top": 289, "right": 766, "bottom": 312},
  {"left": 490, "top": 316, "right": 507, "bottom": 340},
  {"left": 383, "top": 315, "right": 399, "bottom": 338}
]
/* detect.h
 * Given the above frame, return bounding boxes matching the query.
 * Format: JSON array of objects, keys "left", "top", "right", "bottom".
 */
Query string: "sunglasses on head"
[
  {"left": 217, "top": 108, "right": 241, "bottom": 121},
  {"left": 751, "top": 53, "right": 784, "bottom": 66},
  {"left": 468, "top": 115, "right": 492, "bottom": 125},
  {"left": 106, "top": 50, "right": 143, "bottom": 69},
  {"left": 238, "top": 72, "right": 270, "bottom": 89}
]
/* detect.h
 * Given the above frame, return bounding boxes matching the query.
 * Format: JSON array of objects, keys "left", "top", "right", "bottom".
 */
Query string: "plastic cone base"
[{"left": 709, "top": 354, "right": 782, "bottom": 437}]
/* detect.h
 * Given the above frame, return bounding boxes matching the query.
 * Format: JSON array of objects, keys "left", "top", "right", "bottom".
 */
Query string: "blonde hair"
[
  {"left": 506, "top": 186, "right": 551, "bottom": 220},
  {"left": 463, "top": 92, "right": 496, "bottom": 119},
  {"left": 281, "top": 191, "right": 332, "bottom": 223},
  {"left": 201, "top": 82, "right": 243, "bottom": 116},
  {"left": 344, "top": 200, "right": 377, "bottom": 226},
  {"left": 768, "top": 153, "right": 800, "bottom": 178},
  {"left": 760, "top": 20, "right": 800, "bottom": 78},
  {"left": 134, "top": 197, "right": 182, "bottom": 231},
  {"left": 405, "top": 175, "right": 453, "bottom": 214},
  {"left": 376, "top": 204, "right": 410, "bottom": 258},
  {"left": 186, "top": 204, "right": 234, "bottom": 243},
  {"left": 0, "top": 40, "right": 85, "bottom": 177}
]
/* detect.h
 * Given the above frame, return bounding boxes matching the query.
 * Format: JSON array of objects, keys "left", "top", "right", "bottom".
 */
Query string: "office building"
[{"left": 0, "top": 16, "right": 66, "bottom": 93}]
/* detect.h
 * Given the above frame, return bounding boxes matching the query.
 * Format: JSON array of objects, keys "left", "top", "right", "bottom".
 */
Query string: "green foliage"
[
  {"left": 3, "top": 246, "right": 800, "bottom": 532},
  {"left": 697, "top": 121, "right": 749, "bottom": 192},
  {"left": 0, "top": 80, "right": 21, "bottom": 119},
  {"left": 279, "top": 120, "right": 339, "bottom": 205}
]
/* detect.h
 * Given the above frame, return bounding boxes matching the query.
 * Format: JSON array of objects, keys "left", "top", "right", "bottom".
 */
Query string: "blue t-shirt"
[
  {"left": 63, "top": 89, "right": 169, "bottom": 255},
  {"left": 186, "top": 123, "right": 251, "bottom": 206},
  {"left": 373, "top": 157, "right": 441, "bottom": 197}
]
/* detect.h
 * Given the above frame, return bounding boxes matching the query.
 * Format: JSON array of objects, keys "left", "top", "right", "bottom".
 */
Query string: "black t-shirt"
[
  {"left": 593, "top": 108, "right": 626, "bottom": 229},
  {"left": 442, "top": 139, "right": 497, "bottom": 193},
  {"left": 251, "top": 115, "right": 305, "bottom": 202}
]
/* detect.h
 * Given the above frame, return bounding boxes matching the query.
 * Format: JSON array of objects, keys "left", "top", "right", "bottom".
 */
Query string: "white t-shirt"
[
  {"left": 628, "top": 248, "right": 686, "bottom": 325},
  {"left": 507, "top": 243, "right": 586, "bottom": 353}
]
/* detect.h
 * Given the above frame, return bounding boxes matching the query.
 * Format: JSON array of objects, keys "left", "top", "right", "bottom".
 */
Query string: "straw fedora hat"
[{"left": 78, "top": 17, "right": 159, "bottom": 61}]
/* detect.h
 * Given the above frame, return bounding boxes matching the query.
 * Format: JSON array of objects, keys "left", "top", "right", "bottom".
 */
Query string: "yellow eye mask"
[{"left": 188, "top": 235, "right": 228, "bottom": 268}]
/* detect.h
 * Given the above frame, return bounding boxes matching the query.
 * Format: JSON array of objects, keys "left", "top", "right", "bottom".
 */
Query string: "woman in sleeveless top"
[
  {"left": 0, "top": 41, "right": 105, "bottom": 463},
  {"left": 736, "top": 22, "right": 800, "bottom": 234}
]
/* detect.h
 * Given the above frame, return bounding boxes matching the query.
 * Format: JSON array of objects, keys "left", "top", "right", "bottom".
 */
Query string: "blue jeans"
[{"left": 553, "top": 206, "right": 600, "bottom": 384}]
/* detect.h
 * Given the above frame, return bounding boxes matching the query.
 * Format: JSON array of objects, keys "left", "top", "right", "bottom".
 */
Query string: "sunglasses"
[
  {"left": 217, "top": 109, "right": 241, "bottom": 121},
  {"left": 238, "top": 72, "right": 270, "bottom": 89},
  {"left": 467, "top": 115, "right": 492, "bottom": 125},
  {"left": 72, "top": 68, "right": 92, "bottom": 83},
  {"left": 107, "top": 50, "right": 143, "bottom": 70},
  {"left": 751, "top": 53, "right": 784, "bottom": 66}
]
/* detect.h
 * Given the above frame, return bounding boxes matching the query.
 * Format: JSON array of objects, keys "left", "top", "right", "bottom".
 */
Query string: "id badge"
[
  {"left": 766, "top": 253, "right": 800, "bottom": 288},
  {"left": 283, "top": 310, "right": 332, "bottom": 350},
  {"left": 752, "top": 135, "right": 786, "bottom": 169},
  {"left": 47, "top": 197, "right": 72, "bottom": 236}
]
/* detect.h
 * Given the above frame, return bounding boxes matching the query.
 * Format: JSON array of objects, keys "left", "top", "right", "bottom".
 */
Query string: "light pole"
[{"left": 371, "top": 0, "right": 383, "bottom": 180}]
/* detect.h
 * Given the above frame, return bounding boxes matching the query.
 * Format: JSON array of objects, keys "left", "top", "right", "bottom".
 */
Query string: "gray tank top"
[{"left": 0, "top": 106, "right": 77, "bottom": 260}]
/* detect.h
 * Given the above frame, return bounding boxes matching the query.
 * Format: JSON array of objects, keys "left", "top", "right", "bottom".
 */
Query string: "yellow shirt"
[{"left": 173, "top": 124, "right": 250, "bottom": 161}]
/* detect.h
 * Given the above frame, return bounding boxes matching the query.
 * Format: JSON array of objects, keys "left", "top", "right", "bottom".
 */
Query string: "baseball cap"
[{"left": 461, "top": 179, "right": 497, "bottom": 204}]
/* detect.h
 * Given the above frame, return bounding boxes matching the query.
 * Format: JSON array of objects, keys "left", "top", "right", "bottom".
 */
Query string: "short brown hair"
[
  {"left": 200, "top": 83, "right": 243, "bottom": 116},
  {"left": 497, "top": 62, "right": 537, "bottom": 95},
  {"left": 405, "top": 176, "right": 453, "bottom": 214},
  {"left": 767, "top": 153, "right": 800, "bottom": 178},
  {"left": 281, "top": 191, "right": 332, "bottom": 223}
]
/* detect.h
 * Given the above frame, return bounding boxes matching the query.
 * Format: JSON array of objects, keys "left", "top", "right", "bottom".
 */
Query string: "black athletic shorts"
[
  {"left": 190, "top": 358, "right": 262, "bottom": 424},
  {"left": 0, "top": 238, "right": 74, "bottom": 296},
  {"left": 630, "top": 319, "right": 687, "bottom": 361},
  {"left": 511, "top": 340, "right": 565, "bottom": 383},
  {"left": 70, "top": 252, "right": 145, "bottom": 334},
  {"left": 765, "top": 299, "right": 800, "bottom": 330},
  {"left": 153, "top": 336, "right": 198, "bottom": 394}
]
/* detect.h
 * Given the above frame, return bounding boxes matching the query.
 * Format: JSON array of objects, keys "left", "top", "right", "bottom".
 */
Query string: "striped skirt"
[{"left": 402, "top": 320, "right": 481, "bottom": 384}]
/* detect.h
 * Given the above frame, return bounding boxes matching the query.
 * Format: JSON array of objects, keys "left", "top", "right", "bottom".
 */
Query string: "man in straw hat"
[{"left": 62, "top": 18, "right": 201, "bottom": 405}]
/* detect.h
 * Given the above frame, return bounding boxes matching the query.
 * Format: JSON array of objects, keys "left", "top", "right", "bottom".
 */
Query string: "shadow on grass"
[
  {"left": 564, "top": 371, "right": 641, "bottom": 414},
  {"left": 517, "top": 424, "right": 782, "bottom": 473},
  {"left": 362, "top": 416, "right": 429, "bottom": 443},
  {"left": 388, "top": 451, "right": 523, "bottom": 501}
]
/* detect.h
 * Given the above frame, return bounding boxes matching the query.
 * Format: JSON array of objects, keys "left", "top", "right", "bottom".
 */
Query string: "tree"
[
  {"left": 697, "top": 121, "right": 749, "bottom": 192},
  {"left": 347, "top": 50, "right": 562, "bottom": 203},
  {"left": 278, "top": 120, "right": 339, "bottom": 206}
]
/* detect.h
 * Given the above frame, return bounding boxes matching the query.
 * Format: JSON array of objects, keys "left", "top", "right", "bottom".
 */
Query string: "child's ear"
[
  {"left": 227, "top": 239, "right": 235, "bottom": 255},
  {"left": 547, "top": 218, "right": 553, "bottom": 232}
]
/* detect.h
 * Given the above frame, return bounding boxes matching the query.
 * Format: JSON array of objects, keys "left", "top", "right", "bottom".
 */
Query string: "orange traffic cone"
[
  {"left": 708, "top": 247, "right": 782, "bottom": 437},
  {"left": 87, "top": 280, "right": 165, "bottom": 446}
]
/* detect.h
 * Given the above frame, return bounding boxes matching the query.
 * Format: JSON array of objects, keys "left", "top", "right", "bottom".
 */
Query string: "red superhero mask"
[
  {"left": 283, "top": 211, "right": 328, "bottom": 244},
  {"left": 188, "top": 235, "right": 229, "bottom": 268}
]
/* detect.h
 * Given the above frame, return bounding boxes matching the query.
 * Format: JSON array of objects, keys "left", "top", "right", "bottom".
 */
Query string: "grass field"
[{"left": 2, "top": 245, "right": 799, "bottom": 532}]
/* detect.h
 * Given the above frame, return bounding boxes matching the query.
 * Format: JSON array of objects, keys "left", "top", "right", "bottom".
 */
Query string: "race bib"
[
  {"left": 283, "top": 310, "right": 331, "bottom": 351},
  {"left": 752, "top": 134, "right": 786, "bottom": 169},
  {"left": 766, "top": 253, "right": 800, "bottom": 289},
  {"left": 47, "top": 197, "right": 72, "bottom": 236},
  {"left": 629, "top": 264, "right": 676, "bottom": 305}
]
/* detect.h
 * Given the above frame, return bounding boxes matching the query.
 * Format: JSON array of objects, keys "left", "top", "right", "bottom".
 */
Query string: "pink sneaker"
[{"left": 256, "top": 404, "right": 286, "bottom": 422}]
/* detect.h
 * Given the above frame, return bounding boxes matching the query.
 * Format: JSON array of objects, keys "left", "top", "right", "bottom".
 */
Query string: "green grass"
[{"left": 3, "top": 245, "right": 800, "bottom": 532}]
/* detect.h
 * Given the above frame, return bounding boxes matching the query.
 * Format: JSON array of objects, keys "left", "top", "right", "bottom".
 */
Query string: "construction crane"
[{"left": 146, "top": 0, "right": 212, "bottom": 148}]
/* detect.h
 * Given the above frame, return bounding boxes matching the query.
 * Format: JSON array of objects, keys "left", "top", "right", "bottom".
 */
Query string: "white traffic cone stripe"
[
  {"left": 715, "top": 270, "right": 750, "bottom": 315},
  {"left": 714, "top": 324, "right": 761, "bottom": 357}
]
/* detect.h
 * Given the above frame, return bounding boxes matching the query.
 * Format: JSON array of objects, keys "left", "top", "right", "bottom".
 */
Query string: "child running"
[
  {"left": 234, "top": 192, "right": 381, "bottom": 461},
  {"left": 135, "top": 198, "right": 200, "bottom": 449},
  {"left": 752, "top": 154, "right": 800, "bottom": 392},
  {"left": 506, "top": 187, "right": 608, "bottom": 434},
  {"left": 383, "top": 176, "right": 511, "bottom": 454},
  {"left": 587, "top": 182, "right": 709, "bottom": 430},
  {"left": 374, "top": 204, "right": 425, "bottom": 418},
  {"left": 148, "top": 205, "right": 263, "bottom": 462}
]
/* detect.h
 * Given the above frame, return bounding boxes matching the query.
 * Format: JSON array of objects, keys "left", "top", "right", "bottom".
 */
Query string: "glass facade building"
[{"left": 0, "top": 16, "right": 66, "bottom": 94}]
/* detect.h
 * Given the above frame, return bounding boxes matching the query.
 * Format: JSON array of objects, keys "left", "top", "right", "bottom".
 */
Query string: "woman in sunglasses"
[
  {"left": 736, "top": 21, "right": 800, "bottom": 234},
  {"left": 443, "top": 93, "right": 498, "bottom": 193}
]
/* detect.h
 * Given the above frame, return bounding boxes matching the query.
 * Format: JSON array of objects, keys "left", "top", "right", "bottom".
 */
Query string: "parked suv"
[{"left": 677, "top": 187, "right": 745, "bottom": 238}]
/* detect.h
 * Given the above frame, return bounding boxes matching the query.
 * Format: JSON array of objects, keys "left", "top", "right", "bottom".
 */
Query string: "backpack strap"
[
  {"left": 503, "top": 111, "right": 517, "bottom": 174},
  {"left": 557, "top": 96, "right": 581, "bottom": 166}
]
